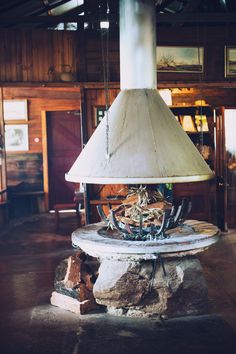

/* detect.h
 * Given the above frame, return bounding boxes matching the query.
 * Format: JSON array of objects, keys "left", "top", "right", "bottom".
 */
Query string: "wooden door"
[
  {"left": 47, "top": 111, "right": 82, "bottom": 209},
  {"left": 215, "top": 107, "right": 227, "bottom": 231}
]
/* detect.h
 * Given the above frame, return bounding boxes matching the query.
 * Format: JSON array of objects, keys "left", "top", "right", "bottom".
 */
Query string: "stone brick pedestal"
[
  {"left": 50, "top": 251, "right": 100, "bottom": 314},
  {"left": 71, "top": 220, "right": 220, "bottom": 318},
  {"left": 93, "top": 256, "right": 208, "bottom": 318}
]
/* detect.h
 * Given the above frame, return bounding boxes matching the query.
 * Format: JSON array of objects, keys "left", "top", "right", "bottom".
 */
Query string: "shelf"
[
  {"left": 170, "top": 106, "right": 212, "bottom": 114},
  {"left": 170, "top": 104, "right": 215, "bottom": 173}
]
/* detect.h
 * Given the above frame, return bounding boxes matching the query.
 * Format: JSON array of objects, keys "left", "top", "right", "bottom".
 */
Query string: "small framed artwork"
[
  {"left": 225, "top": 46, "right": 236, "bottom": 77},
  {"left": 157, "top": 46, "right": 204, "bottom": 73},
  {"left": 94, "top": 106, "right": 107, "bottom": 127},
  {"left": 3, "top": 99, "right": 28, "bottom": 122},
  {"left": 5, "top": 124, "right": 29, "bottom": 151}
]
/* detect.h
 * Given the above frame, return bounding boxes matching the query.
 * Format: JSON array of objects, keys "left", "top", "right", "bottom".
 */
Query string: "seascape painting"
[{"left": 157, "top": 46, "right": 204, "bottom": 73}]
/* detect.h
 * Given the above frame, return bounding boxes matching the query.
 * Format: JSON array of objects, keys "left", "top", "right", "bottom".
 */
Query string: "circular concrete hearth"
[
  {"left": 72, "top": 220, "right": 220, "bottom": 261},
  {"left": 72, "top": 220, "right": 220, "bottom": 318}
]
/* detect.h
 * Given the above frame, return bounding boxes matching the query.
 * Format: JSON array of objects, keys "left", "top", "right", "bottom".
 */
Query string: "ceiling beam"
[
  {"left": 56, "top": 4, "right": 85, "bottom": 16},
  {"left": 1, "top": 81, "right": 236, "bottom": 90},
  {"left": 157, "top": 12, "right": 236, "bottom": 23},
  {"left": 0, "top": 14, "right": 116, "bottom": 26},
  {"left": 155, "top": 0, "right": 176, "bottom": 12},
  {"left": 30, "top": 0, "right": 73, "bottom": 16}
]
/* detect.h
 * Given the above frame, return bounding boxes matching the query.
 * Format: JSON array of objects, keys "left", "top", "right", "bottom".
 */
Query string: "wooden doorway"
[{"left": 46, "top": 110, "right": 82, "bottom": 210}]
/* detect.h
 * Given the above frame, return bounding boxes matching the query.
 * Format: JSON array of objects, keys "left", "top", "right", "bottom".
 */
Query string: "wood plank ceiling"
[{"left": 0, "top": 0, "right": 236, "bottom": 29}]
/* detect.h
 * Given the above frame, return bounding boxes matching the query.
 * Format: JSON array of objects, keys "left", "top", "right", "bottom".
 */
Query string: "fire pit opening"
[{"left": 96, "top": 184, "right": 193, "bottom": 241}]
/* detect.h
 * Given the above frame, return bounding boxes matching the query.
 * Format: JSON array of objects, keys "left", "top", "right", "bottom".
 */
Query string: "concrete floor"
[{"left": 0, "top": 213, "right": 236, "bottom": 354}]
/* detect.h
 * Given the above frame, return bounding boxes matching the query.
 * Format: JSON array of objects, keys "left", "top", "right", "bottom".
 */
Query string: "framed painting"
[
  {"left": 3, "top": 99, "right": 28, "bottom": 122},
  {"left": 94, "top": 106, "right": 108, "bottom": 127},
  {"left": 157, "top": 46, "right": 204, "bottom": 73},
  {"left": 5, "top": 124, "right": 29, "bottom": 152},
  {"left": 225, "top": 46, "right": 236, "bottom": 77}
]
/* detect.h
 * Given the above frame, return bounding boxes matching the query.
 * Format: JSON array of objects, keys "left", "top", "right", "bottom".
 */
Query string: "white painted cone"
[{"left": 66, "top": 89, "right": 213, "bottom": 184}]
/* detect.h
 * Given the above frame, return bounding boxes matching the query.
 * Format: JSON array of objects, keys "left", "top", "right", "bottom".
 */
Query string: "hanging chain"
[
  {"left": 199, "top": 102, "right": 204, "bottom": 147},
  {"left": 99, "top": 1, "right": 110, "bottom": 159}
]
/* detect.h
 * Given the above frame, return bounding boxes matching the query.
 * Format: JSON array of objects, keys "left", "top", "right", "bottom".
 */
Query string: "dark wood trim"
[
  {"left": 30, "top": 0, "right": 73, "bottom": 16},
  {"left": 0, "top": 13, "right": 117, "bottom": 26},
  {"left": 2, "top": 81, "right": 236, "bottom": 89},
  {"left": 215, "top": 107, "right": 227, "bottom": 231},
  {"left": 1, "top": 12, "right": 236, "bottom": 26},
  {"left": 156, "top": 12, "right": 236, "bottom": 24},
  {"left": 158, "top": 82, "right": 236, "bottom": 88}
]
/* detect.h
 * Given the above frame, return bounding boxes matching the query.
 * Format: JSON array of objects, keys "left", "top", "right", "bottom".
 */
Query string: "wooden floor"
[{"left": 0, "top": 213, "right": 236, "bottom": 354}]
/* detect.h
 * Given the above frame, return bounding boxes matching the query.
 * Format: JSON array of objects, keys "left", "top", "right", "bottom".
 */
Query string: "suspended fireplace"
[{"left": 65, "top": 0, "right": 220, "bottom": 318}]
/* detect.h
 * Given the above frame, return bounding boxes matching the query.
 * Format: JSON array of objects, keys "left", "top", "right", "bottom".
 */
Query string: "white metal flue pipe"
[{"left": 119, "top": 0, "right": 157, "bottom": 90}]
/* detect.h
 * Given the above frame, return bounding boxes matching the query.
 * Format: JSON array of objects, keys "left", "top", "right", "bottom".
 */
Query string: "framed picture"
[
  {"left": 225, "top": 46, "right": 236, "bottom": 77},
  {"left": 157, "top": 46, "right": 204, "bottom": 73},
  {"left": 3, "top": 99, "right": 28, "bottom": 122},
  {"left": 5, "top": 124, "right": 29, "bottom": 151},
  {"left": 94, "top": 106, "right": 107, "bottom": 127}
]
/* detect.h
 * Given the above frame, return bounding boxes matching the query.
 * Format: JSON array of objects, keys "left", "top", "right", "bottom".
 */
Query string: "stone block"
[
  {"left": 50, "top": 291, "right": 97, "bottom": 315},
  {"left": 51, "top": 251, "right": 100, "bottom": 314},
  {"left": 93, "top": 256, "right": 208, "bottom": 317}
]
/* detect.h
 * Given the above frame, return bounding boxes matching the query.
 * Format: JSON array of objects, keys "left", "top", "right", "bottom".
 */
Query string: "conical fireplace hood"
[{"left": 65, "top": 0, "right": 214, "bottom": 184}]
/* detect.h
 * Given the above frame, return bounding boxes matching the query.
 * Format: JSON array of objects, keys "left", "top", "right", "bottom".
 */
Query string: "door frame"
[
  {"left": 41, "top": 107, "right": 81, "bottom": 211},
  {"left": 223, "top": 107, "right": 236, "bottom": 228},
  {"left": 215, "top": 107, "right": 227, "bottom": 231},
  {"left": 0, "top": 88, "right": 7, "bottom": 201}
]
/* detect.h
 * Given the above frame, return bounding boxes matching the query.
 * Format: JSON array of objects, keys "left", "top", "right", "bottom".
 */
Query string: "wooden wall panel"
[
  {"left": 2, "top": 87, "right": 80, "bottom": 151},
  {"left": 84, "top": 34, "right": 119, "bottom": 82},
  {"left": 0, "top": 30, "right": 78, "bottom": 83},
  {"left": 2, "top": 86, "right": 81, "bottom": 195},
  {"left": 0, "top": 25, "right": 236, "bottom": 84},
  {"left": 7, "top": 153, "right": 43, "bottom": 190},
  {"left": 0, "top": 29, "right": 120, "bottom": 83}
]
